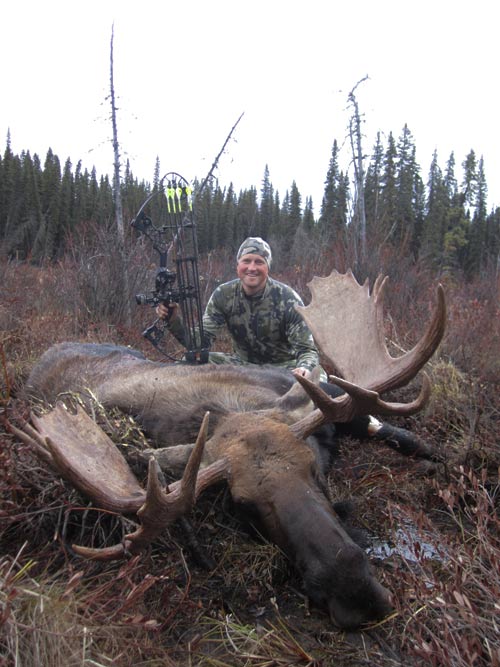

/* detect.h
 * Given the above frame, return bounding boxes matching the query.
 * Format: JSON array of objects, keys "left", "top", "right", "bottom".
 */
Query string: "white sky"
[{"left": 2, "top": 0, "right": 498, "bottom": 215}]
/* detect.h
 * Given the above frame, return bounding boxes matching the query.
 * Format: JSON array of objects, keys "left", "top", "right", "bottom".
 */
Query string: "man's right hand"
[{"left": 155, "top": 302, "right": 179, "bottom": 321}]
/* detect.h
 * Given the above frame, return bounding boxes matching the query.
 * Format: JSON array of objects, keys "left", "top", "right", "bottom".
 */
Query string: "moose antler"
[
  {"left": 291, "top": 270, "right": 446, "bottom": 438},
  {"left": 10, "top": 404, "right": 229, "bottom": 560}
]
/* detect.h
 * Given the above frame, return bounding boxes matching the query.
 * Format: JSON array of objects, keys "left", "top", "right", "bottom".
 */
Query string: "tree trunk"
[
  {"left": 110, "top": 25, "right": 132, "bottom": 327},
  {"left": 348, "top": 76, "right": 368, "bottom": 266}
]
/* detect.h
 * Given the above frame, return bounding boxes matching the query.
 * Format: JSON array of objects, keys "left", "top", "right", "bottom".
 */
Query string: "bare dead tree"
[
  {"left": 348, "top": 76, "right": 369, "bottom": 267},
  {"left": 197, "top": 112, "right": 245, "bottom": 197},
  {"left": 109, "top": 24, "right": 132, "bottom": 327}
]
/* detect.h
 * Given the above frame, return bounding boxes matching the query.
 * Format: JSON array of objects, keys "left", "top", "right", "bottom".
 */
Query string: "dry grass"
[{"left": 0, "top": 546, "right": 179, "bottom": 666}]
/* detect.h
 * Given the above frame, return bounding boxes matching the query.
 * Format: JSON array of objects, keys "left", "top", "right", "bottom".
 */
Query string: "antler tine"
[
  {"left": 73, "top": 412, "right": 231, "bottom": 561},
  {"left": 290, "top": 372, "right": 432, "bottom": 440},
  {"left": 372, "top": 273, "right": 388, "bottom": 301},
  {"left": 7, "top": 415, "right": 55, "bottom": 466},
  {"left": 72, "top": 455, "right": 176, "bottom": 561},
  {"left": 178, "top": 408, "right": 210, "bottom": 498},
  {"left": 132, "top": 412, "right": 211, "bottom": 540}
]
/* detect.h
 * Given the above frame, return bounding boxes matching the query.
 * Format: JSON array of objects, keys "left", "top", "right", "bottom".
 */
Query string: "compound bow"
[{"left": 131, "top": 172, "right": 209, "bottom": 363}]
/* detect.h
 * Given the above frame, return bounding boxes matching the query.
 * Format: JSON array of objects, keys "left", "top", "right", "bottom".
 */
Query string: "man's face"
[{"left": 236, "top": 253, "right": 269, "bottom": 294}]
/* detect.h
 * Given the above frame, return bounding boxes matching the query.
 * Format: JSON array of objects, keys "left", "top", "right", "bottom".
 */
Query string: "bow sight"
[{"left": 131, "top": 172, "right": 209, "bottom": 363}]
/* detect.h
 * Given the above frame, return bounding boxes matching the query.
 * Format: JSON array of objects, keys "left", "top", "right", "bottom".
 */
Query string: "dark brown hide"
[{"left": 26, "top": 343, "right": 310, "bottom": 446}]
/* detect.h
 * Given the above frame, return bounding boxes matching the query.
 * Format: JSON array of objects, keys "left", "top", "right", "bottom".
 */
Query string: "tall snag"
[{"left": 109, "top": 24, "right": 132, "bottom": 327}]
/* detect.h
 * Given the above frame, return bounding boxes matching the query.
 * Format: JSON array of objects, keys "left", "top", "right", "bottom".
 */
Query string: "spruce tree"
[
  {"left": 276, "top": 190, "right": 290, "bottom": 245},
  {"left": 440, "top": 152, "right": 469, "bottom": 273},
  {"left": 5, "top": 151, "right": 43, "bottom": 259},
  {"left": 285, "top": 180, "right": 302, "bottom": 252},
  {"left": 421, "top": 150, "right": 449, "bottom": 268},
  {"left": 483, "top": 207, "right": 500, "bottom": 276},
  {"left": 302, "top": 196, "right": 315, "bottom": 235},
  {"left": 364, "top": 132, "right": 384, "bottom": 243},
  {"left": 56, "top": 158, "right": 75, "bottom": 253},
  {"left": 413, "top": 169, "right": 426, "bottom": 258},
  {"left": 73, "top": 160, "right": 88, "bottom": 227},
  {"left": 211, "top": 185, "right": 225, "bottom": 250},
  {"left": 0, "top": 133, "right": 30, "bottom": 254},
  {"left": 291, "top": 195, "right": 315, "bottom": 265},
  {"left": 319, "top": 140, "right": 348, "bottom": 242},
  {"left": 194, "top": 179, "right": 212, "bottom": 253},
  {"left": 96, "top": 174, "right": 114, "bottom": 224},
  {"left": 121, "top": 158, "right": 145, "bottom": 222},
  {"left": 271, "top": 191, "right": 281, "bottom": 240},
  {"left": 443, "top": 202, "right": 469, "bottom": 275},
  {"left": 259, "top": 165, "right": 274, "bottom": 241},
  {"left": 88, "top": 167, "right": 100, "bottom": 221},
  {"left": 462, "top": 150, "right": 478, "bottom": 212},
  {"left": 444, "top": 152, "right": 458, "bottom": 201},
  {"left": 221, "top": 182, "right": 237, "bottom": 250},
  {"left": 466, "top": 156, "right": 488, "bottom": 276},
  {"left": 0, "top": 131, "right": 16, "bottom": 241},
  {"left": 30, "top": 148, "right": 61, "bottom": 260},
  {"left": 395, "top": 124, "right": 420, "bottom": 253},
  {"left": 235, "top": 186, "right": 258, "bottom": 242},
  {"left": 378, "top": 132, "right": 398, "bottom": 243}
]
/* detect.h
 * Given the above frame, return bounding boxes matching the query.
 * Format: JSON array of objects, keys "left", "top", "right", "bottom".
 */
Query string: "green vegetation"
[{"left": 1, "top": 126, "right": 499, "bottom": 281}]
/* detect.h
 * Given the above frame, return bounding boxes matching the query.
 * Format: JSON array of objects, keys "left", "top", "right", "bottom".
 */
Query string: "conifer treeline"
[{"left": 1, "top": 125, "right": 499, "bottom": 278}]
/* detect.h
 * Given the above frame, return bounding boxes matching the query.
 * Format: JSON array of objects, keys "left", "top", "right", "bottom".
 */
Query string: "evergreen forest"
[{"left": 1, "top": 124, "right": 499, "bottom": 281}]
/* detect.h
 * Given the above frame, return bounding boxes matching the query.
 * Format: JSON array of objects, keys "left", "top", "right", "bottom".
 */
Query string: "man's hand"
[
  {"left": 292, "top": 367, "right": 312, "bottom": 379},
  {"left": 155, "top": 302, "right": 179, "bottom": 321}
]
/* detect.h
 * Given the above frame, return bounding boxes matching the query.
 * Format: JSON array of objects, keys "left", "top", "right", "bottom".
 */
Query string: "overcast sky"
[{"left": 2, "top": 0, "right": 498, "bottom": 215}]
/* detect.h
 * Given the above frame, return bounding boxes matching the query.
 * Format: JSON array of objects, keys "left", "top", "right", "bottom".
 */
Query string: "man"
[
  {"left": 158, "top": 236, "right": 318, "bottom": 378},
  {"left": 157, "top": 236, "right": 437, "bottom": 460}
]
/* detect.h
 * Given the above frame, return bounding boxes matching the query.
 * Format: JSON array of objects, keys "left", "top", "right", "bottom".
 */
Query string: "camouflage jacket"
[{"left": 169, "top": 277, "right": 319, "bottom": 371}]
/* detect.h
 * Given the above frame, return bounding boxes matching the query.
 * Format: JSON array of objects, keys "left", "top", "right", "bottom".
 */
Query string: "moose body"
[
  {"left": 17, "top": 271, "right": 446, "bottom": 629},
  {"left": 26, "top": 342, "right": 313, "bottom": 446},
  {"left": 25, "top": 341, "right": 393, "bottom": 628}
]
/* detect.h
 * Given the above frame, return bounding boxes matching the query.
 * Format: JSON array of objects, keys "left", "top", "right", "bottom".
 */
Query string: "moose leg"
[
  {"left": 318, "top": 382, "right": 438, "bottom": 460},
  {"left": 365, "top": 417, "right": 438, "bottom": 459},
  {"left": 127, "top": 444, "right": 196, "bottom": 477}
]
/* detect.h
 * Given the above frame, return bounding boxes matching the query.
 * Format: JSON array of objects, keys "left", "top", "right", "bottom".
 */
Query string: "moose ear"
[{"left": 275, "top": 366, "right": 323, "bottom": 412}]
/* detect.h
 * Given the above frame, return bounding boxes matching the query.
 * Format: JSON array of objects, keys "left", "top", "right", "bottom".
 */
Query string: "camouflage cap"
[{"left": 236, "top": 237, "right": 272, "bottom": 267}]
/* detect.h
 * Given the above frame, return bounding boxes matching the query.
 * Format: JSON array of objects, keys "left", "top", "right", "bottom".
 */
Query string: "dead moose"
[{"left": 12, "top": 270, "right": 446, "bottom": 629}]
